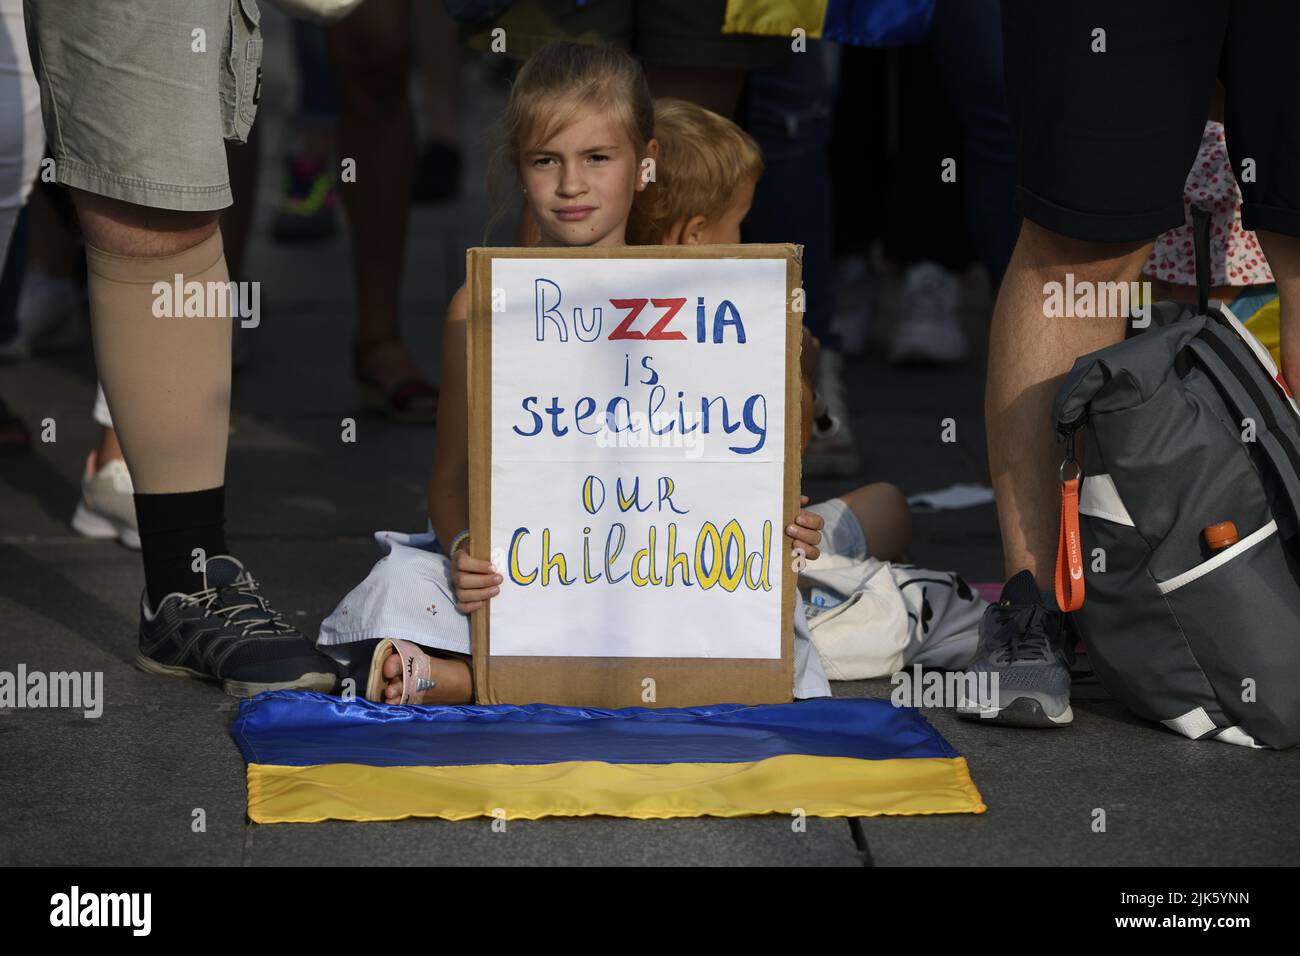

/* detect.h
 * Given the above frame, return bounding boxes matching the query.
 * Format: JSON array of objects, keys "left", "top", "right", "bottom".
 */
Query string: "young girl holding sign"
[{"left": 317, "top": 41, "right": 828, "bottom": 704}]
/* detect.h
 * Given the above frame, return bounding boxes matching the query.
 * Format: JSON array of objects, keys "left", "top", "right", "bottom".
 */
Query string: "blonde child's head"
[
  {"left": 494, "top": 41, "right": 657, "bottom": 248},
  {"left": 629, "top": 98, "right": 765, "bottom": 246}
]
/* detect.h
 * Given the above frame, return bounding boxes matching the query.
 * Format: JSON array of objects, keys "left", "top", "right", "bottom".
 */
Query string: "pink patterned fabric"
[{"left": 1145, "top": 121, "right": 1274, "bottom": 288}]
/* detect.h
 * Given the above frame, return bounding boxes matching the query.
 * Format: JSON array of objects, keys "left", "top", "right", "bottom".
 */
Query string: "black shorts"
[{"left": 1001, "top": 0, "right": 1300, "bottom": 242}]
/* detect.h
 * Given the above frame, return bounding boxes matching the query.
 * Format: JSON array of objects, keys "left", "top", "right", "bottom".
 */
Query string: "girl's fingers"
[
  {"left": 455, "top": 571, "right": 501, "bottom": 590},
  {"left": 457, "top": 585, "right": 500, "bottom": 604},
  {"left": 795, "top": 511, "right": 824, "bottom": 529},
  {"left": 793, "top": 528, "right": 822, "bottom": 547},
  {"left": 800, "top": 494, "right": 810, "bottom": 505},
  {"left": 786, "top": 523, "right": 823, "bottom": 545},
  {"left": 454, "top": 551, "right": 503, "bottom": 609},
  {"left": 790, "top": 534, "right": 823, "bottom": 556},
  {"left": 453, "top": 552, "right": 497, "bottom": 574}
]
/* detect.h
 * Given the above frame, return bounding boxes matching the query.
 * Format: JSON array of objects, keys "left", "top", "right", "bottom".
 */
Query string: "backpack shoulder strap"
[{"left": 1192, "top": 203, "right": 1212, "bottom": 316}]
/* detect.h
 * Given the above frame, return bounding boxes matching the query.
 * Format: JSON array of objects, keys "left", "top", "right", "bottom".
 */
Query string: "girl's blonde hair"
[
  {"left": 628, "top": 98, "right": 765, "bottom": 245},
  {"left": 485, "top": 41, "right": 654, "bottom": 241}
]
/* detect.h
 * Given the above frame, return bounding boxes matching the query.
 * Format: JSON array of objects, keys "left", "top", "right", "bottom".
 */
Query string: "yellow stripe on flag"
[
  {"left": 246, "top": 754, "right": 986, "bottom": 823},
  {"left": 722, "top": 0, "right": 829, "bottom": 39}
]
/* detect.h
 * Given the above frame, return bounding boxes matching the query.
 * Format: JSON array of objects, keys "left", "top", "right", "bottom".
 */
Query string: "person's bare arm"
[
  {"left": 427, "top": 284, "right": 470, "bottom": 540},
  {"left": 426, "top": 284, "right": 501, "bottom": 611},
  {"left": 837, "top": 482, "right": 912, "bottom": 562}
]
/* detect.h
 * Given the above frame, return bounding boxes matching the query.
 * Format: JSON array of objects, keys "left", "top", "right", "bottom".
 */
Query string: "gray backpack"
[{"left": 1052, "top": 211, "right": 1300, "bottom": 749}]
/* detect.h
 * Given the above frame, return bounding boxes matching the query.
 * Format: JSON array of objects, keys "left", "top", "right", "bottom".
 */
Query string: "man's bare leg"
[
  {"left": 74, "top": 191, "right": 217, "bottom": 259},
  {"left": 986, "top": 220, "right": 1153, "bottom": 586}
]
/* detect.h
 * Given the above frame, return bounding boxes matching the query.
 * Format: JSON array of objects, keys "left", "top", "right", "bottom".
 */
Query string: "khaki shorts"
[
  {"left": 461, "top": 0, "right": 787, "bottom": 69},
  {"left": 24, "top": 0, "right": 263, "bottom": 211}
]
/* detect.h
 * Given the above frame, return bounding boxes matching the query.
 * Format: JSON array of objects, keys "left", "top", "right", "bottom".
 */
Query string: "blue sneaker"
[
  {"left": 956, "top": 570, "right": 1073, "bottom": 727},
  {"left": 136, "top": 555, "right": 339, "bottom": 698}
]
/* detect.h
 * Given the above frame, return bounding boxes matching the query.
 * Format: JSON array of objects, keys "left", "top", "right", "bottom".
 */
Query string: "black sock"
[{"left": 134, "top": 487, "right": 229, "bottom": 608}]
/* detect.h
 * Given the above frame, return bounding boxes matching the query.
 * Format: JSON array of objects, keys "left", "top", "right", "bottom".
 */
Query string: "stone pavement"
[{"left": 1, "top": 9, "right": 1296, "bottom": 866}]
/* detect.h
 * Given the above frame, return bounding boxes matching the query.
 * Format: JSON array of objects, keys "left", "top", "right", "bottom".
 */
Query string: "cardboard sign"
[{"left": 466, "top": 244, "right": 803, "bottom": 707}]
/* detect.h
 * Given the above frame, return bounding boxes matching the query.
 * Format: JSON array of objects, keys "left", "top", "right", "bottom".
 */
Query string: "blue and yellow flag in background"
[
  {"left": 722, "top": 0, "right": 935, "bottom": 47},
  {"left": 232, "top": 692, "right": 984, "bottom": 823}
]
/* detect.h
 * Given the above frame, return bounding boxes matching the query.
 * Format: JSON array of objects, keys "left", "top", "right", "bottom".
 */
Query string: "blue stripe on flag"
[{"left": 232, "top": 692, "right": 958, "bottom": 768}]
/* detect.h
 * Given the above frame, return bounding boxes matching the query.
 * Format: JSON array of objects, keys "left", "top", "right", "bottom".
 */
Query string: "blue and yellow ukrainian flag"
[
  {"left": 232, "top": 691, "right": 984, "bottom": 823},
  {"left": 722, "top": 0, "right": 935, "bottom": 47}
]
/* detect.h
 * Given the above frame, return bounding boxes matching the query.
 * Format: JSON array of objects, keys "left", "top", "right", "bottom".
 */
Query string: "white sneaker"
[
  {"left": 0, "top": 268, "right": 86, "bottom": 360},
  {"left": 888, "top": 261, "right": 967, "bottom": 365},
  {"left": 71, "top": 451, "right": 140, "bottom": 549},
  {"left": 804, "top": 348, "right": 860, "bottom": 478}
]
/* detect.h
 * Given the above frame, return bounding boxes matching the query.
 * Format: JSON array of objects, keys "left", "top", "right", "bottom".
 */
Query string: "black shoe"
[{"left": 135, "top": 555, "right": 338, "bottom": 697}]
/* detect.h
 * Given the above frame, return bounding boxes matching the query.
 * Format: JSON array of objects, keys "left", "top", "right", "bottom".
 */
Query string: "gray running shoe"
[
  {"left": 136, "top": 555, "right": 338, "bottom": 698},
  {"left": 956, "top": 570, "right": 1073, "bottom": 727}
]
